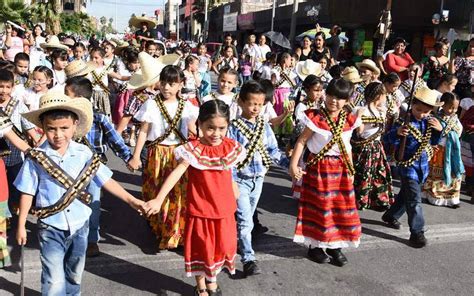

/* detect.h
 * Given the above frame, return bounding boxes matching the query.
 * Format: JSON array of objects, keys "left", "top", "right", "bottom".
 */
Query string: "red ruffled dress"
[{"left": 174, "top": 137, "right": 246, "bottom": 282}]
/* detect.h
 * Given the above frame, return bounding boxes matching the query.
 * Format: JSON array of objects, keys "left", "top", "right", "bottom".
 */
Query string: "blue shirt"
[
  {"left": 228, "top": 116, "right": 289, "bottom": 179},
  {"left": 14, "top": 141, "right": 113, "bottom": 233},
  {"left": 385, "top": 117, "right": 441, "bottom": 183}
]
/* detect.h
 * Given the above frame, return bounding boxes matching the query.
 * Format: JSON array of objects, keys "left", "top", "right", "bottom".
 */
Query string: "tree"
[
  {"left": 0, "top": 0, "right": 31, "bottom": 25},
  {"left": 60, "top": 12, "right": 95, "bottom": 36},
  {"left": 30, "top": 0, "right": 62, "bottom": 34}
]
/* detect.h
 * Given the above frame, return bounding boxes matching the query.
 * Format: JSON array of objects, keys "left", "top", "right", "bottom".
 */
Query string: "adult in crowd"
[
  {"left": 311, "top": 31, "right": 333, "bottom": 66},
  {"left": 326, "top": 25, "right": 342, "bottom": 61},
  {"left": 425, "top": 40, "right": 455, "bottom": 89},
  {"left": 28, "top": 24, "right": 47, "bottom": 70},
  {"left": 255, "top": 35, "right": 271, "bottom": 70},
  {"left": 243, "top": 34, "right": 259, "bottom": 68},
  {"left": 89, "top": 33, "right": 100, "bottom": 48},
  {"left": 453, "top": 38, "right": 474, "bottom": 97},
  {"left": 130, "top": 16, "right": 158, "bottom": 44},
  {"left": 384, "top": 37, "right": 414, "bottom": 81},
  {"left": 215, "top": 33, "right": 238, "bottom": 60},
  {"left": 3, "top": 26, "right": 24, "bottom": 62},
  {"left": 297, "top": 36, "right": 314, "bottom": 62}
]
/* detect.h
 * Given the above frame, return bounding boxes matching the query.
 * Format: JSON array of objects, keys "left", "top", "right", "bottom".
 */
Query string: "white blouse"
[
  {"left": 88, "top": 66, "right": 109, "bottom": 91},
  {"left": 356, "top": 106, "right": 386, "bottom": 140}
]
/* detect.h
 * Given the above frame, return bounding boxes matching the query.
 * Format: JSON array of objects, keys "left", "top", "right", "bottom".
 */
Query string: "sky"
[{"left": 87, "top": 0, "right": 166, "bottom": 32}]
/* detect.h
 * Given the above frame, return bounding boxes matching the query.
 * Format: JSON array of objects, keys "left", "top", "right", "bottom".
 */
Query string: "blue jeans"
[
  {"left": 87, "top": 181, "right": 101, "bottom": 243},
  {"left": 385, "top": 177, "right": 425, "bottom": 234},
  {"left": 235, "top": 175, "right": 264, "bottom": 263},
  {"left": 38, "top": 221, "right": 89, "bottom": 296}
]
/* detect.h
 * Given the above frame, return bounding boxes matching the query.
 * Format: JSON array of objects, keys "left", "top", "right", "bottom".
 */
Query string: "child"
[
  {"left": 21, "top": 66, "right": 53, "bottom": 111},
  {"left": 382, "top": 86, "right": 443, "bottom": 248},
  {"left": 202, "top": 67, "right": 239, "bottom": 120},
  {"left": 72, "top": 42, "right": 87, "bottom": 61},
  {"left": 240, "top": 54, "right": 253, "bottom": 82},
  {"left": 460, "top": 104, "right": 474, "bottom": 201},
  {"left": 342, "top": 66, "right": 365, "bottom": 108},
  {"left": 143, "top": 100, "right": 245, "bottom": 295},
  {"left": 14, "top": 52, "right": 30, "bottom": 87},
  {"left": 128, "top": 64, "right": 198, "bottom": 250},
  {"left": 195, "top": 43, "right": 212, "bottom": 98},
  {"left": 49, "top": 49, "right": 69, "bottom": 91},
  {"left": 435, "top": 74, "right": 458, "bottom": 97},
  {"left": 89, "top": 47, "right": 111, "bottom": 116},
  {"left": 383, "top": 73, "right": 404, "bottom": 123},
  {"left": 290, "top": 78, "right": 363, "bottom": 266},
  {"left": 422, "top": 92, "right": 464, "bottom": 207},
  {"left": 258, "top": 52, "right": 276, "bottom": 81},
  {"left": 399, "top": 63, "right": 426, "bottom": 100},
  {"left": 145, "top": 41, "right": 159, "bottom": 58},
  {"left": 352, "top": 82, "right": 394, "bottom": 210},
  {"left": 182, "top": 55, "right": 201, "bottom": 107},
  {"left": 315, "top": 55, "right": 333, "bottom": 88},
  {"left": 212, "top": 45, "right": 239, "bottom": 74},
  {"left": 228, "top": 80, "right": 288, "bottom": 276},
  {"left": 15, "top": 91, "right": 144, "bottom": 295},
  {"left": 271, "top": 52, "right": 297, "bottom": 115}
]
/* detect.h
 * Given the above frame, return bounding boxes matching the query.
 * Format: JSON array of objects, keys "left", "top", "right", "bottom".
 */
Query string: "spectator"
[
  {"left": 384, "top": 37, "right": 415, "bottom": 81},
  {"left": 326, "top": 25, "right": 342, "bottom": 61},
  {"left": 3, "top": 26, "right": 24, "bottom": 62}
]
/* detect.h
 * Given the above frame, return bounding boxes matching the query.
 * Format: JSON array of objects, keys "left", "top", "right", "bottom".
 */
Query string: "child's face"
[
  {"left": 64, "top": 85, "right": 76, "bottom": 98},
  {"left": 284, "top": 56, "right": 292, "bottom": 68},
  {"left": 218, "top": 73, "right": 237, "bottom": 95},
  {"left": 42, "top": 115, "right": 77, "bottom": 151},
  {"left": 190, "top": 60, "right": 199, "bottom": 72},
  {"left": 16, "top": 60, "right": 29, "bottom": 76},
  {"left": 0, "top": 81, "right": 13, "bottom": 102},
  {"left": 91, "top": 52, "right": 104, "bottom": 66},
  {"left": 442, "top": 99, "right": 459, "bottom": 116},
  {"left": 385, "top": 81, "right": 401, "bottom": 93},
  {"left": 54, "top": 57, "right": 68, "bottom": 70},
  {"left": 306, "top": 84, "right": 324, "bottom": 102},
  {"left": 372, "top": 94, "right": 387, "bottom": 110},
  {"left": 159, "top": 80, "right": 183, "bottom": 99},
  {"left": 73, "top": 47, "right": 84, "bottom": 59},
  {"left": 146, "top": 45, "right": 157, "bottom": 56},
  {"left": 318, "top": 59, "right": 327, "bottom": 70},
  {"left": 198, "top": 45, "right": 206, "bottom": 55},
  {"left": 224, "top": 48, "right": 233, "bottom": 58},
  {"left": 104, "top": 45, "right": 114, "bottom": 57},
  {"left": 32, "top": 71, "right": 51, "bottom": 92},
  {"left": 128, "top": 61, "right": 140, "bottom": 72},
  {"left": 440, "top": 80, "right": 458, "bottom": 93},
  {"left": 408, "top": 66, "right": 420, "bottom": 80},
  {"left": 239, "top": 93, "right": 265, "bottom": 120},
  {"left": 199, "top": 116, "right": 229, "bottom": 146},
  {"left": 411, "top": 102, "right": 433, "bottom": 121},
  {"left": 325, "top": 95, "right": 347, "bottom": 113}
]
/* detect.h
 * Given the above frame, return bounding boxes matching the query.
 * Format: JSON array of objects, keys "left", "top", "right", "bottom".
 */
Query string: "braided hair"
[{"left": 364, "top": 82, "right": 387, "bottom": 104}]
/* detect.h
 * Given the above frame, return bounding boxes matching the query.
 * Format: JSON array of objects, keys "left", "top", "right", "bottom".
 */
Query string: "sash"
[
  {"left": 351, "top": 115, "right": 385, "bottom": 146},
  {"left": 0, "top": 98, "right": 25, "bottom": 157},
  {"left": 275, "top": 66, "right": 296, "bottom": 88},
  {"left": 396, "top": 122, "right": 433, "bottom": 167},
  {"left": 26, "top": 149, "right": 102, "bottom": 219},
  {"left": 440, "top": 114, "right": 461, "bottom": 138},
  {"left": 91, "top": 70, "right": 110, "bottom": 95},
  {"left": 306, "top": 109, "right": 355, "bottom": 175},
  {"left": 146, "top": 96, "right": 187, "bottom": 148},
  {"left": 231, "top": 117, "right": 272, "bottom": 170}
]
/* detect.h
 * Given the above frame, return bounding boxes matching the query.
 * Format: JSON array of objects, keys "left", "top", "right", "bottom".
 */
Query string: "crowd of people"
[{"left": 0, "top": 19, "right": 473, "bottom": 296}]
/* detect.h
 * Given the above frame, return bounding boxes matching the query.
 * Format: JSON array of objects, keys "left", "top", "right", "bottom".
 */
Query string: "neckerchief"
[
  {"left": 0, "top": 97, "right": 25, "bottom": 140},
  {"left": 232, "top": 116, "right": 272, "bottom": 170},
  {"left": 146, "top": 95, "right": 187, "bottom": 148}
]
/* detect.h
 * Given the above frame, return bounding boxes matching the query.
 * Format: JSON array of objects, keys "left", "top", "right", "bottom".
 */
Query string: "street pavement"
[{"left": 1, "top": 149, "right": 474, "bottom": 296}]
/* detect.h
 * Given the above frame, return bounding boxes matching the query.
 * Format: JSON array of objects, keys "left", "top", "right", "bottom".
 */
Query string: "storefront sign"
[
  {"left": 238, "top": 13, "right": 254, "bottom": 30},
  {"left": 223, "top": 12, "right": 238, "bottom": 32}
]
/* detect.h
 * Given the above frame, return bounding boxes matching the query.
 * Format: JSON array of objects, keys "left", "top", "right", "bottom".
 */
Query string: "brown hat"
[
  {"left": 65, "top": 60, "right": 96, "bottom": 78},
  {"left": 342, "top": 66, "right": 363, "bottom": 84},
  {"left": 129, "top": 16, "right": 157, "bottom": 29}
]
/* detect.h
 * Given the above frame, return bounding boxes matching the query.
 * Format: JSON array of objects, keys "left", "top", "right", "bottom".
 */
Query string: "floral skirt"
[
  {"left": 92, "top": 90, "right": 111, "bottom": 116},
  {"left": 422, "top": 146, "right": 462, "bottom": 206},
  {"left": 124, "top": 96, "right": 145, "bottom": 117},
  {"left": 184, "top": 215, "right": 236, "bottom": 282},
  {"left": 142, "top": 144, "right": 187, "bottom": 249},
  {"left": 0, "top": 159, "right": 10, "bottom": 268},
  {"left": 293, "top": 156, "right": 361, "bottom": 249},
  {"left": 353, "top": 140, "right": 394, "bottom": 210}
]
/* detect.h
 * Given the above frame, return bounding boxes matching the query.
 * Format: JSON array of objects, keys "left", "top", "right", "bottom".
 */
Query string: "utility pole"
[
  {"left": 270, "top": 0, "right": 276, "bottom": 32},
  {"left": 203, "top": 0, "right": 209, "bottom": 42},
  {"left": 375, "top": 0, "right": 393, "bottom": 57},
  {"left": 288, "top": 0, "right": 300, "bottom": 43},
  {"left": 176, "top": 4, "right": 180, "bottom": 41}
]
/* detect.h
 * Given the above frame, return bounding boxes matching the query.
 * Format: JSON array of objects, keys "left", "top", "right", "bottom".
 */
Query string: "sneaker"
[
  {"left": 86, "top": 243, "right": 100, "bottom": 257},
  {"left": 307, "top": 247, "right": 330, "bottom": 264},
  {"left": 409, "top": 232, "right": 427, "bottom": 248},
  {"left": 326, "top": 248, "right": 348, "bottom": 267},
  {"left": 243, "top": 261, "right": 261, "bottom": 277},
  {"left": 382, "top": 213, "right": 402, "bottom": 230}
]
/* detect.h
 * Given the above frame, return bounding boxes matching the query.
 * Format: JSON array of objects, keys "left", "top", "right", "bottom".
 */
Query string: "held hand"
[
  {"left": 142, "top": 199, "right": 162, "bottom": 217},
  {"left": 397, "top": 126, "right": 409, "bottom": 137},
  {"left": 129, "top": 198, "right": 145, "bottom": 214},
  {"left": 16, "top": 226, "right": 27, "bottom": 246},
  {"left": 127, "top": 157, "right": 142, "bottom": 171},
  {"left": 428, "top": 117, "right": 443, "bottom": 131},
  {"left": 289, "top": 166, "right": 306, "bottom": 181}
]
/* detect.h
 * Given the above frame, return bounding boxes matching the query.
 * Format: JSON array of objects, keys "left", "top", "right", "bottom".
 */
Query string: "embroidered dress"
[
  {"left": 293, "top": 109, "right": 362, "bottom": 249},
  {"left": 352, "top": 107, "right": 393, "bottom": 210},
  {"left": 422, "top": 113, "right": 464, "bottom": 206},
  {"left": 134, "top": 97, "right": 198, "bottom": 249},
  {"left": 174, "top": 137, "right": 246, "bottom": 282}
]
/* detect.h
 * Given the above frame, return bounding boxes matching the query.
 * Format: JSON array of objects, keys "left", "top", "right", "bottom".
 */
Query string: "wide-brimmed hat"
[
  {"left": 342, "top": 66, "right": 363, "bottom": 84},
  {"left": 22, "top": 91, "right": 93, "bottom": 137},
  {"left": 356, "top": 59, "right": 380, "bottom": 75},
  {"left": 40, "top": 35, "right": 69, "bottom": 51},
  {"left": 62, "top": 37, "right": 75, "bottom": 47},
  {"left": 65, "top": 60, "right": 96, "bottom": 78},
  {"left": 129, "top": 16, "right": 157, "bottom": 29},
  {"left": 127, "top": 53, "right": 181, "bottom": 90},
  {"left": 413, "top": 86, "right": 444, "bottom": 107},
  {"left": 295, "top": 60, "right": 322, "bottom": 80}
]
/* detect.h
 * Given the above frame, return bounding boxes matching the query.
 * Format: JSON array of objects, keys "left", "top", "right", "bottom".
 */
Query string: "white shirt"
[
  {"left": 21, "top": 88, "right": 45, "bottom": 111},
  {"left": 134, "top": 99, "right": 198, "bottom": 145},
  {"left": 202, "top": 92, "right": 239, "bottom": 120},
  {"left": 88, "top": 66, "right": 109, "bottom": 91},
  {"left": 356, "top": 106, "right": 386, "bottom": 140},
  {"left": 259, "top": 64, "right": 272, "bottom": 80},
  {"left": 260, "top": 102, "right": 277, "bottom": 123},
  {"left": 255, "top": 44, "right": 271, "bottom": 69},
  {"left": 53, "top": 69, "right": 66, "bottom": 88},
  {"left": 271, "top": 67, "right": 296, "bottom": 88}
]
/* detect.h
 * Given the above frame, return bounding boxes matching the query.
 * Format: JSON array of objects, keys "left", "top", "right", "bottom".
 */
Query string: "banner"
[{"left": 223, "top": 12, "right": 238, "bottom": 32}]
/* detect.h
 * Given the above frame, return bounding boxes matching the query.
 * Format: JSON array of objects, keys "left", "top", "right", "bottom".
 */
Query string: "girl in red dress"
[{"left": 143, "top": 100, "right": 246, "bottom": 296}]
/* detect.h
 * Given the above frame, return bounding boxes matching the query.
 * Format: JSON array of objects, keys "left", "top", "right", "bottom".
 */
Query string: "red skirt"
[
  {"left": 184, "top": 215, "right": 237, "bottom": 282},
  {"left": 293, "top": 156, "right": 361, "bottom": 249}
]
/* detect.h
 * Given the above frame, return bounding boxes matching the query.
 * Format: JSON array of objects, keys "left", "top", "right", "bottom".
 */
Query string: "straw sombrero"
[
  {"left": 129, "top": 16, "right": 157, "bottom": 29},
  {"left": 40, "top": 35, "right": 69, "bottom": 51},
  {"left": 414, "top": 86, "right": 444, "bottom": 107},
  {"left": 342, "top": 66, "right": 363, "bottom": 84},
  {"left": 295, "top": 60, "right": 322, "bottom": 80},
  {"left": 65, "top": 60, "right": 96, "bottom": 78},
  {"left": 22, "top": 91, "right": 93, "bottom": 137},
  {"left": 62, "top": 37, "right": 75, "bottom": 47},
  {"left": 356, "top": 59, "right": 380, "bottom": 75},
  {"left": 127, "top": 53, "right": 181, "bottom": 90}
]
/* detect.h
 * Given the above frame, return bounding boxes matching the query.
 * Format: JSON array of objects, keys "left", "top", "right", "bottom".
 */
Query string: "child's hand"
[
  {"left": 127, "top": 157, "right": 142, "bottom": 171},
  {"left": 16, "top": 225, "right": 27, "bottom": 246},
  {"left": 428, "top": 117, "right": 443, "bottom": 131},
  {"left": 142, "top": 199, "right": 162, "bottom": 217},
  {"left": 289, "top": 166, "right": 306, "bottom": 181},
  {"left": 129, "top": 198, "right": 145, "bottom": 215},
  {"left": 397, "top": 126, "right": 409, "bottom": 137},
  {"left": 284, "top": 101, "right": 295, "bottom": 115}
]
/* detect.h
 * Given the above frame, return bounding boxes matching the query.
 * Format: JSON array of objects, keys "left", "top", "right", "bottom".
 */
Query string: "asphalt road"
[{"left": 1, "top": 148, "right": 474, "bottom": 296}]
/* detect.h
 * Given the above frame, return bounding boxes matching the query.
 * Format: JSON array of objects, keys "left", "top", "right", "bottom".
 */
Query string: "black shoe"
[
  {"left": 243, "top": 261, "right": 261, "bottom": 277},
  {"left": 252, "top": 223, "right": 269, "bottom": 237},
  {"left": 207, "top": 286, "right": 222, "bottom": 296},
  {"left": 409, "top": 232, "right": 427, "bottom": 248},
  {"left": 382, "top": 213, "right": 402, "bottom": 230},
  {"left": 86, "top": 243, "right": 100, "bottom": 257},
  {"left": 326, "top": 248, "right": 348, "bottom": 267},
  {"left": 307, "top": 247, "right": 330, "bottom": 264},
  {"left": 194, "top": 286, "right": 207, "bottom": 296},
  {"left": 450, "top": 204, "right": 460, "bottom": 209}
]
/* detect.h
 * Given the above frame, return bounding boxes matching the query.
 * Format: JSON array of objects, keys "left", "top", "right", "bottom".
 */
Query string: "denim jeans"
[
  {"left": 38, "top": 221, "right": 89, "bottom": 296},
  {"left": 87, "top": 181, "right": 101, "bottom": 243},
  {"left": 385, "top": 177, "right": 425, "bottom": 234},
  {"left": 235, "top": 175, "right": 264, "bottom": 263}
]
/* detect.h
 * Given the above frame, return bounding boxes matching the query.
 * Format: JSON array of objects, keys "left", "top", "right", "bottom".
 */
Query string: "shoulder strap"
[{"left": 91, "top": 70, "right": 110, "bottom": 95}]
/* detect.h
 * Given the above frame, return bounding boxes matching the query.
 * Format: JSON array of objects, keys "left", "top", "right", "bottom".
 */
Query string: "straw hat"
[
  {"left": 40, "top": 35, "right": 69, "bottom": 51},
  {"left": 65, "top": 60, "right": 96, "bottom": 78},
  {"left": 342, "top": 66, "right": 363, "bottom": 84},
  {"left": 413, "top": 86, "right": 444, "bottom": 107},
  {"left": 295, "top": 60, "right": 322, "bottom": 80},
  {"left": 356, "top": 59, "right": 380, "bottom": 75},
  {"left": 22, "top": 91, "right": 93, "bottom": 138},
  {"left": 127, "top": 53, "right": 181, "bottom": 90},
  {"left": 62, "top": 37, "right": 75, "bottom": 47},
  {"left": 129, "top": 16, "right": 157, "bottom": 29}
]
